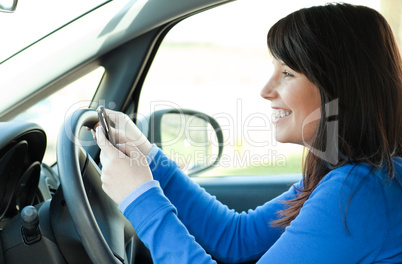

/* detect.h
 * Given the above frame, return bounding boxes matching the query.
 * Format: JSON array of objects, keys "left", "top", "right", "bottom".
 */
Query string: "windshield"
[{"left": 0, "top": 0, "right": 108, "bottom": 63}]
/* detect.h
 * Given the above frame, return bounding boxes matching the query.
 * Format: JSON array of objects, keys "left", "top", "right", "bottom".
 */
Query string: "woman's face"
[{"left": 261, "top": 58, "right": 321, "bottom": 146}]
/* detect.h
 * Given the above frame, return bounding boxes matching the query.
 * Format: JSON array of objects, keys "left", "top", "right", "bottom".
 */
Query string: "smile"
[{"left": 272, "top": 109, "right": 293, "bottom": 122}]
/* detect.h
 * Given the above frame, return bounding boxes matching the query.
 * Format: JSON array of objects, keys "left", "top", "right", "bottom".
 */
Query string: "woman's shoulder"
[
  {"left": 295, "top": 158, "right": 402, "bottom": 262},
  {"left": 311, "top": 158, "right": 402, "bottom": 220},
  {"left": 320, "top": 157, "right": 402, "bottom": 188},
  {"left": 314, "top": 158, "right": 402, "bottom": 228}
]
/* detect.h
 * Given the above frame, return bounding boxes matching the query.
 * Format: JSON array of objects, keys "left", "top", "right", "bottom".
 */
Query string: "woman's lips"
[{"left": 272, "top": 108, "right": 293, "bottom": 123}]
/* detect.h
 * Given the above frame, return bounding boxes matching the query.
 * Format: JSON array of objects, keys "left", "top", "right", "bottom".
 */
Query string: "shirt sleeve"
[
  {"left": 121, "top": 147, "right": 392, "bottom": 264},
  {"left": 145, "top": 147, "right": 300, "bottom": 263},
  {"left": 145, "top": 144, "right": 159, "bottom": 164},
  {"left": 117, "top": 144, "right": 164, "bottom": 213},
  {"left": 123, "top": 186, "right": 217, "bottom": 264},
  {"left": 118, "top": 180, "right": 160, "bottom": 212}
]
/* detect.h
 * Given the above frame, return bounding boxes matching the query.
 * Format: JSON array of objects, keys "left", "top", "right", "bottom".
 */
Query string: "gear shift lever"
[{"left": 21, "top": 205, "right": 41, "bottom": 244}]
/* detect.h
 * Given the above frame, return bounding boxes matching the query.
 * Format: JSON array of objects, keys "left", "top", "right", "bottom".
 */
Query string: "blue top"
[{"left": 121, "top": 147, "right": 402, "bottom": 263}]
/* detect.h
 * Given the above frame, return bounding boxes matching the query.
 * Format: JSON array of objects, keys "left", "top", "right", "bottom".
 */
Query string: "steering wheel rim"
[{"left": 56, "top": 108, "right": 123, "bottom": 264}]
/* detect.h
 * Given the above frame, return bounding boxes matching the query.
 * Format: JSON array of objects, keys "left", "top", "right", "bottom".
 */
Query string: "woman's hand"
[
  {"left": 97, "top": 109, "right": 152, "bottom": 157},
  {"left": 95, "top": 126, "right": 153, "bottom": 205}
]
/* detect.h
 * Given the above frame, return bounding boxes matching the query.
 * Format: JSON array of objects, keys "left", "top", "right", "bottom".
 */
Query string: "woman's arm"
[
  {"left": 123, "top": 185, "right": 218, "bottom": 263},
  {"left": 146, "top": 147, "right": 300, "bottom": 263},
  {"left": 94, "top": 113, "right": 298, "bottom": 263}
]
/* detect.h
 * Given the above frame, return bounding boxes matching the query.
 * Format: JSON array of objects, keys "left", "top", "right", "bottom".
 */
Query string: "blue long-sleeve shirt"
[{"left": 121, "top": 148, "right": 402, "bottom": 263}]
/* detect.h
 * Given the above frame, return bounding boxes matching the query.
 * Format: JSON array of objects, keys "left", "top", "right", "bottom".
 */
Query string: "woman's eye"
[{"left": 282, "top": 71, "right": 293, "bottom": 78}]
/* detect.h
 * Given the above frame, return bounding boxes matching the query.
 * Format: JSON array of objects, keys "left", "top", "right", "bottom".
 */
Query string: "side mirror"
[
  {"left": 0, "top": 0, "right": 17, "bottom": 13},
  {"left": 138, "top": 109, "right": 224, "bottom": 176}
]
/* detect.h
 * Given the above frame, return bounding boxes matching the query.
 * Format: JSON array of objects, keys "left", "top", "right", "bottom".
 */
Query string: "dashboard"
[{"left": 0, "top": 122, "right": 47, "bottom": 225}]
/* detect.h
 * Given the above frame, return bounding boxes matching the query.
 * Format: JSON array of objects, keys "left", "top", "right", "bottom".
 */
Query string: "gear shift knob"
[{"left": 21, "top": 205, "right": 40, "bottom": 243}]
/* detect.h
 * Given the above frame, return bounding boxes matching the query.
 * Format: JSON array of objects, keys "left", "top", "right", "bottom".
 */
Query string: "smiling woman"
[
  {"left": 0, "top": 0, "right": 401, "bottom": 263},
  {"left": 138, "top": 0, "right": 391, "bottom": 178},
  {"left": 96, "top": 2, "right": 402, "bottom": 263}
]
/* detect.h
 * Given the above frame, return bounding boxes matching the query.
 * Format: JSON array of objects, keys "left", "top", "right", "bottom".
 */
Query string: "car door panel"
[{"left": 194, "top": 175, "right": 300, "bottom": 213}]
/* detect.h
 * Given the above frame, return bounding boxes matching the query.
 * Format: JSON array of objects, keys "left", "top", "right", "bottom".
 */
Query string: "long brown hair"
[{"left": 268, "top": 3, "right": 402, "bottom": 227}]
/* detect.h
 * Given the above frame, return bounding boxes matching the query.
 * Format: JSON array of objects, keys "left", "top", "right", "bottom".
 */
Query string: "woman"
[{"left": 95, "top": 3, "right": 402, "bottom": 263}]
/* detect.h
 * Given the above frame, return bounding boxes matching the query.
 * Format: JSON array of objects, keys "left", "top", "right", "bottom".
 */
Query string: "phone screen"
[{"left": 97, "top": 105, "right": 116, "bottom": 146}]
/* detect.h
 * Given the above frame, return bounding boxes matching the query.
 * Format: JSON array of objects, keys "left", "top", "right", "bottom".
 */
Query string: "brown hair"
[{"left": 268, "top": 3, "right": 402, "bottom": 227}]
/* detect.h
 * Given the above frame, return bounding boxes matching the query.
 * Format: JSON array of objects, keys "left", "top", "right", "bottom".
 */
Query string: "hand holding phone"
[{"left": 97, "top": 105, "right": 116, "bottom": 146}]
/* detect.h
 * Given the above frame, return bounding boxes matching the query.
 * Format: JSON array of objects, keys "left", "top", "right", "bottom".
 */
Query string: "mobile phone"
[{"left": 96, "top": 105, "right": 116, "bottom": 146}]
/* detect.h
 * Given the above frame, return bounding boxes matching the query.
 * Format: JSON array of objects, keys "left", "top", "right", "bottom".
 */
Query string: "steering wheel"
[{"left": 56, "top": 109, "right": 136, "bottom": 263}]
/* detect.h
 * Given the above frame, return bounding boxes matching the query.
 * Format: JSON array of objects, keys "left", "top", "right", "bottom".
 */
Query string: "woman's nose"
[{"left": 260, "top": 76, "right": 277, "bottom": 100}]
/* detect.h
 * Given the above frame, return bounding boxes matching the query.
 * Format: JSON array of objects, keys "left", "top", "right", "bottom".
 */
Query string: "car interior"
[{"left": 0, "top": 0, "right": 398, "bottom": 263}]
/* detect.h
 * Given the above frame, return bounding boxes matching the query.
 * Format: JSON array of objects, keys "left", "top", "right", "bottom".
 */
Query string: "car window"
[
  {"left": 139, "top": 0, "right": 397, "bottom": 177},
  {"left": 12, "top": 67, "right": 104, "bottom": 165},
  {"left": 0, "top": 0, "right": 108, "bottom": 63}
]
